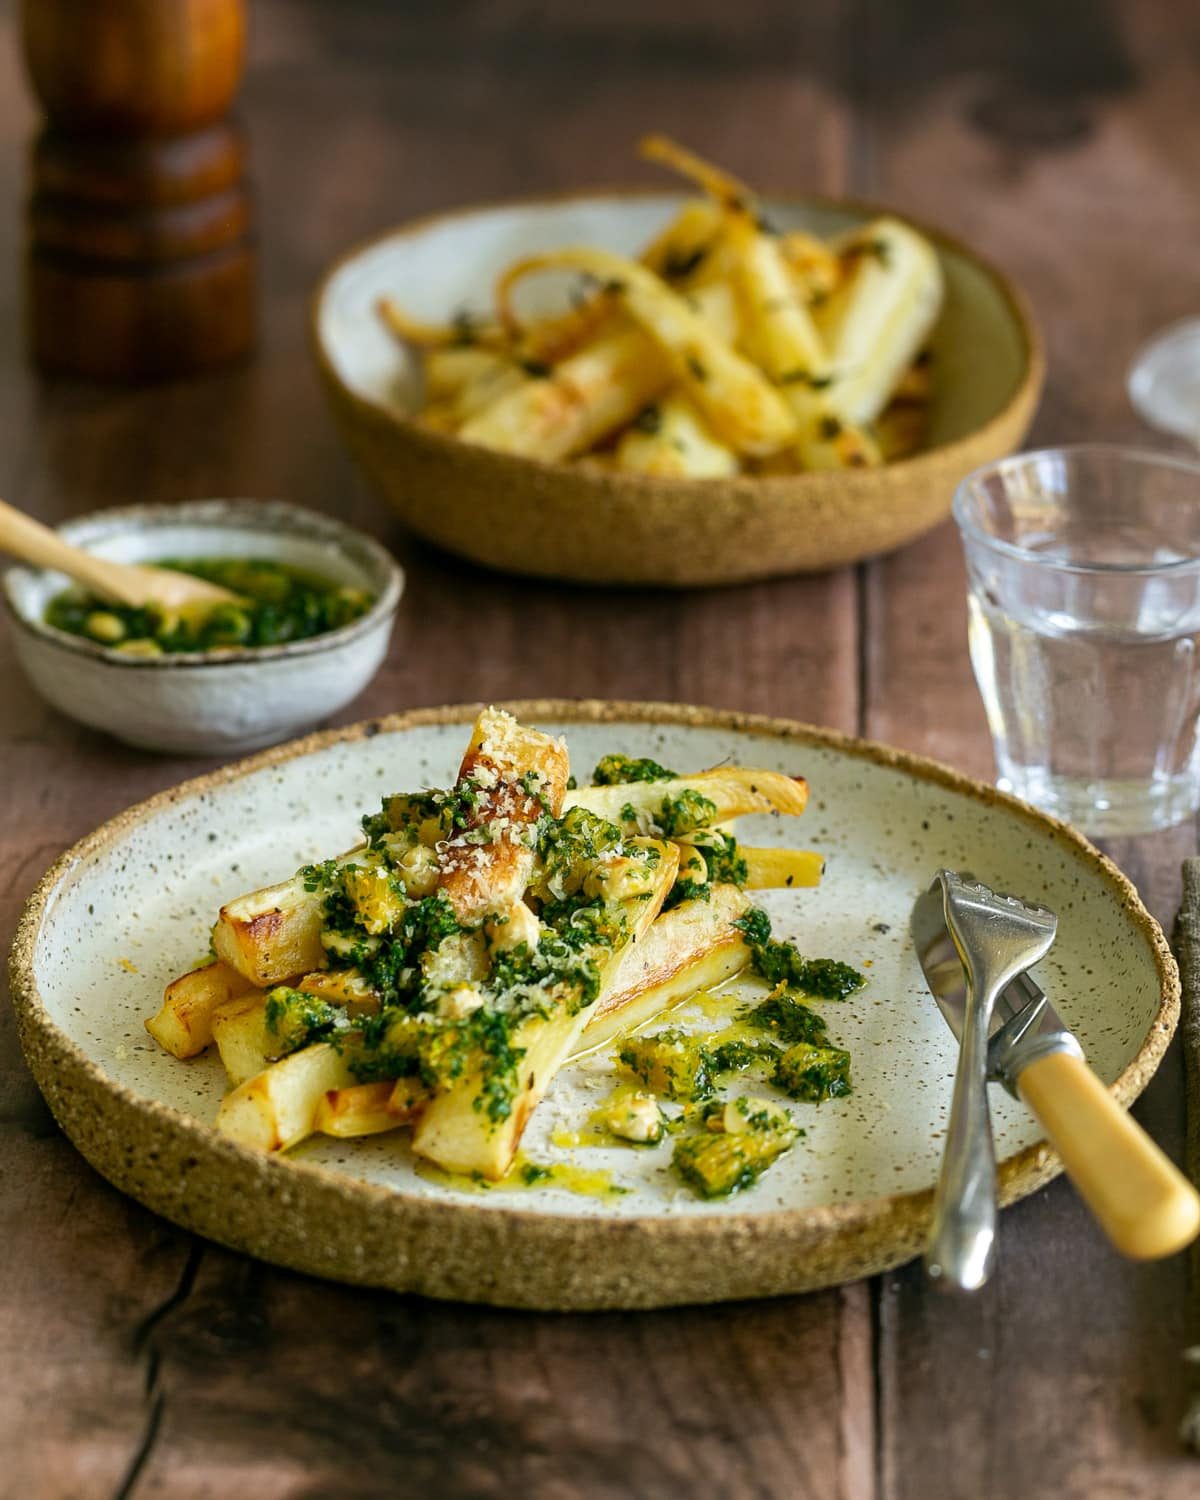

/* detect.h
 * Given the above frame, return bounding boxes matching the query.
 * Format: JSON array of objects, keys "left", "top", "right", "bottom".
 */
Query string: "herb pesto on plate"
[{"left": 147, "top": 708, "right": 861, "bottom": 1200}]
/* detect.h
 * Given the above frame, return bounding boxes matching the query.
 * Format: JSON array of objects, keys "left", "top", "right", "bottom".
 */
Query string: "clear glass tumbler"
[{"left": 954, "top": 445, "right": 1200, "bottom": 836}]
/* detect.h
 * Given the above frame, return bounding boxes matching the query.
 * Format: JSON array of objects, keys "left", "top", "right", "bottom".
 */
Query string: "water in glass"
[{"left": 956, "top": 448, "right": 1200, "bottom": 836}]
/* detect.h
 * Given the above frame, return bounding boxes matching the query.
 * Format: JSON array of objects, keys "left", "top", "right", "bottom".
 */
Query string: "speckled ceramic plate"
[{"left": 10, "top": 702, "right": 1177, "bottom": 1310}]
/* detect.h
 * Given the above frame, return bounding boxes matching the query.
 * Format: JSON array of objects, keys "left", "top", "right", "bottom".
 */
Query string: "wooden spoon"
[{"left": 0, "top": 497, "right": 242, "bottom": 610}]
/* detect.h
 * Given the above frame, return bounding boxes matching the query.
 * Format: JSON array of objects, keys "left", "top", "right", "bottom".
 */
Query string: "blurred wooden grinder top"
[{"left": 21, "top": 0, "right": 255, "bottom": 381}]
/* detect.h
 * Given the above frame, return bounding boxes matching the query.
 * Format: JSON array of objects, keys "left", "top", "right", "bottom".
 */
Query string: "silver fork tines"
[{"left": 951, "top": 872, "right": 1055, "bottom": 919}]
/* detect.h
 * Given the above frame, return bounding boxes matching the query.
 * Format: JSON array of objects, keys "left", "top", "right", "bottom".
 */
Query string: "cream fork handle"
[{"left": 1017, "top": 1051, "right": 1200, "bottom": 1259}]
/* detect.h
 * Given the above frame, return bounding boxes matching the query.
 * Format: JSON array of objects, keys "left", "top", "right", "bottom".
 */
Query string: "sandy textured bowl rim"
[
  {"left": 310, "top": 185, "right": 1045, "bottom": 494},
  {"left": 1, "top": 497, "right": 405, "bottom": 671},
  {"left": 8, "top": 700, "right": 1177, "bottom": 1277}
]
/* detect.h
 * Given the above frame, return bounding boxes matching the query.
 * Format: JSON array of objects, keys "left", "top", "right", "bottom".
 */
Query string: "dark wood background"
[{"left": 2, "top": 1, "right": 1198, "bottom": 1494}]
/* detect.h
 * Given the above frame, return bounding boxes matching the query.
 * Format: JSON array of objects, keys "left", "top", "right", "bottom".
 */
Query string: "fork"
[{"left": 925, "top": 870, "right": 1058, "bottom": 1291}]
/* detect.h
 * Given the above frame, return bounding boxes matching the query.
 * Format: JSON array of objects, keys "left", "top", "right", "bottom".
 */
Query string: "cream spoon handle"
[{"left": 0, "top": 498, "right": 141, "bottom": 604}]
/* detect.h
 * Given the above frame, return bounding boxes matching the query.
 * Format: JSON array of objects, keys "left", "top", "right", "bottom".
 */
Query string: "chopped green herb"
[
  {"left": 780, "top": 370, "right": 834, "bottom": 390},
  {"left": 800, "top": 958, "right": 868, "bottom": 1003},
  {"left": 734, "top": 907, "right": 865, "bottom": 1000},
  {"left": 263, "top": 987, "right": 348, "bottom": 1056},
  {"left": 592, "top": 753, "right": 678, "bottom": 786},
  {"left": 617, "top": 1028, "right": 713, "bottom": 1101},
  {"left": 538, "top": 805, "right": 624, "bottom": 897},
  {"left": 301, "top": 857, "right": 343, "bottom": 893},
  {"left": 662, "top": 244, "right": 710, "bottom": 280},
  {"left": 520, "top": 768, "right": 553, "bottom": 810},
  {"left": 672, "top": 1106, "right": 796, "bottom": 1198},
  {"left": 616, "top": 1027, "right": 773, "bottom": 1099},
  {"left": 664, "top": 828, "right": 748, "bottom": 910},
  {"left": 744, "top": 990, "right": 829, "bottom": 1045},
  {"left": 773, "top": 1042, "right": 852, "bottom": 1102},
  {"left": 842, "top": 236, "right": 893, "bottom": 269},
  {"left": 451, "top": 307, "right": 484, "bottom": 345},
  {"left": 656, "top": 789, "right": 718, "bottom": 837},
  {"left": 693, "top": 830, "right": 748, "bottom": 887},
  {"left": 45, "top": 558, "right": 373, "bottom": 655},
  {"left": 704, "top": 1038, "right": 762, "bottom": 1075}
]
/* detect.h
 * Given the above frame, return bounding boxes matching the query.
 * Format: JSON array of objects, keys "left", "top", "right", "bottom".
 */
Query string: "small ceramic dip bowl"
[{"left": 2, "top": 498, "right": 403, "bottom": 755}]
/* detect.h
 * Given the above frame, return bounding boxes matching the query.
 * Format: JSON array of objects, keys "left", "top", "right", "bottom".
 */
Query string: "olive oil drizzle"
[{"left": 414, "top": 1151, "right": 627, "bottom": 1199}]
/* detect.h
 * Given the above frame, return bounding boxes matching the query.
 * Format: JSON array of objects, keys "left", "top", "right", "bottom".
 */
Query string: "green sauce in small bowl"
[{"left": 45, "top": 557, "right": 374, "bottom": 656}]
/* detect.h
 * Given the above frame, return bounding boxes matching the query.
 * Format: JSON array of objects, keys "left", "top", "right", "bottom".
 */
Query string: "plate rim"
[{"left": 8, "top": 699, "right": 1179, "bottom": 1309}]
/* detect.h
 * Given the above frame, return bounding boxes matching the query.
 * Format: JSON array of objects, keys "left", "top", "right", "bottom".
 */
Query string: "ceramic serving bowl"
[
  {"left": 2, "top": 498, "right": 404, "bottom": 755},
  {"left": 312, "top": 191, "right": 1044, "bottom": 587}
]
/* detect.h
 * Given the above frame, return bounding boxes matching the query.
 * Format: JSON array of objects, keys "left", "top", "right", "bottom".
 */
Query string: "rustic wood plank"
[
  {"left": 0, "top": 1036, "right": 194, "bottom": 1499},
  {"left": 859, "top": 0, "right": 1200, "bottom": 1493},
  {"left": 0, "top": 22, "right": 207, "bottom": 1499},
  {"left": 9, "top": 0, "right": 1195, "bottom": 1490},
  {"left": 861, "top": 521, "right": 994, "bottom": 782},
  {"left": 128, "top": 1247, "right": 866, "bottom": 1500},
  {"left": 0, "top": 2, "right": 874, "bottom": 1496}
]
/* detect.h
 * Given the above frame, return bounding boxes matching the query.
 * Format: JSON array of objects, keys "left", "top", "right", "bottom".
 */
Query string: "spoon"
[{"left": 0, "top": 497, "right": 243, "bottom": 611}]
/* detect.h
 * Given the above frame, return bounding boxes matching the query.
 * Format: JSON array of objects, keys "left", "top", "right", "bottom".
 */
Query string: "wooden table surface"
[{"left": 2, "top": 1, "right": 1198, "bottom": 1495}]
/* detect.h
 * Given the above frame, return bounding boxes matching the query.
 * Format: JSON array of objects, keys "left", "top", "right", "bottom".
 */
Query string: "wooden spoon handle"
[
  {"left": 1017, "top": 1050, "right": 1200, "bottom": 1259},
  {"left": 0, "top": 497, "right": 136, "bottom": 603}
]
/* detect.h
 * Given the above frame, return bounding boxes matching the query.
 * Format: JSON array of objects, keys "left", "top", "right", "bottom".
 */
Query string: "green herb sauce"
[
  {"left": 591, "top": 753, "right": 678, "bottom": 786},
  {"left": 664, "top": 828, "right": 749, "bottom": 910},
  {"left": 773, "top": 1042, "right": 853, "bottom": 1102},
  {"left": 302, "top": 789, "right": 659, "bottom": 1126},
  {"left": 672, "top": 1100, "right": 798, "bottom": 1198},
  {"left": 45, "top": 557, "right": 373, "bottom": 655},
  {"left": 734, "top": 907, "right": 865, "bottom": 1000}
]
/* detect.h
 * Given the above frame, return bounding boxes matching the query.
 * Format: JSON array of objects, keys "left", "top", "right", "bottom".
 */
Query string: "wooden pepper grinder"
[{"left": 21, "top": 0, "right": 255, "bottom": 380}]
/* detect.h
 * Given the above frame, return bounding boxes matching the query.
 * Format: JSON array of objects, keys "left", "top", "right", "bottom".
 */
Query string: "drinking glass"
[
  {"left": 1128, "top": 318, "right": 1200, "bottom": 448},
  {"left": 954, "top": 445, "right": 1200, "bottom": 836}
]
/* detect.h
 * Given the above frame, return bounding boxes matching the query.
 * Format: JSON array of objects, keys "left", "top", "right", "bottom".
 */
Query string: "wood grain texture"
[
  {"left": 128, "top": 1247, "right": 870, "bottom": 1500},
  {"left": 22, "top": 0, "right": 254, "bottom": 380},
  {"left": 859, "top": 1, "right": 1200, "bottom": 1495},
  {"left": 0, "top": 2, "right": 868, "bottom": 1496},
  {"left": 0, "top": 0, "right": 1194, "bottom": 1494}
]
